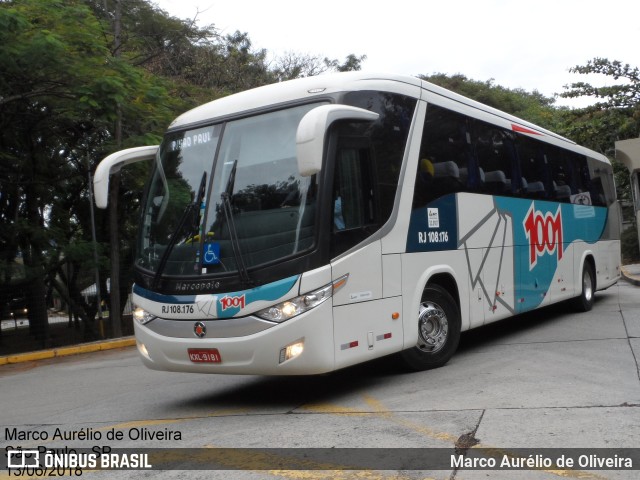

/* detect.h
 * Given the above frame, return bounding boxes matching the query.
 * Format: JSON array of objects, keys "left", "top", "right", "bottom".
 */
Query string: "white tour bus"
[{"left": 94, "top": 72, "right": 620, "bottom": 375}]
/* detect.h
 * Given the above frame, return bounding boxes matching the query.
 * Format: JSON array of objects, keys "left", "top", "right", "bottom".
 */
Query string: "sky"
[{"left": 154, "top": 0, "right": 640, "bottom": 107}]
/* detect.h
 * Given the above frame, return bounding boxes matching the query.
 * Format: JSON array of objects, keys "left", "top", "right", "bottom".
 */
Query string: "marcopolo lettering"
[{"left": 174, "top": 281, "right": 218, "bottom": 292}]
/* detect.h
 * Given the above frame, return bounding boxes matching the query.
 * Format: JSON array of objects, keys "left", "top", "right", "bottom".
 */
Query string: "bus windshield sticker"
[
  {"left": 428, "top": 208, "right": 440, "bottom": 228},
  {"left": 203, "top": 242, "right": 221, "bottom": 265}
]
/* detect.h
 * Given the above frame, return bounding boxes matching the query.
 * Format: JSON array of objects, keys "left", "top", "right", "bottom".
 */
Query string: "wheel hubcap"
[{"left": 417, "top": 301, "right": 448, "bottom": 354}]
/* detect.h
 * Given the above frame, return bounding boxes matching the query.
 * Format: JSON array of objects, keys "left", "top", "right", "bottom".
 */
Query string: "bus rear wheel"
[
  {"left": 573, "top": 261, "right": 595, "bottom": 312},
  {"left": 400, "top": 285, "right": 461, "bottom": 371}
]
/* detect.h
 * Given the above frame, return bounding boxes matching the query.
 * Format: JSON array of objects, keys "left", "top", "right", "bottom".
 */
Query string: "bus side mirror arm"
[
  {"left": 93, "top": 145, "right": 159, "bottom": 209},
  {"left": 296, "top": 105, "right": 379, "bottom": 176}
]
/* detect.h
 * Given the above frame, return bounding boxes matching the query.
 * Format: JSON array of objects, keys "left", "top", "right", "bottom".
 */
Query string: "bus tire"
[
  {"left": 573, "top": 261, "right": 595, "bottom": 312},
  {"left": 400, "top": 285, "right": 461, "bottom": 371}
]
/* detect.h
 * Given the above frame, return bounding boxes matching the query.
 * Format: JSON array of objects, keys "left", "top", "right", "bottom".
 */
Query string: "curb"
[
  {"left": 0, "top": 337, "right": 136, "bottom": 366},
  {"left": 621, "top": 266, "right": 640, "bottom": 287}
]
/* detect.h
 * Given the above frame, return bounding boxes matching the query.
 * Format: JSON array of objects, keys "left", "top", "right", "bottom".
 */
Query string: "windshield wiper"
[
  {"left": 220, "top": 159, "right": 252, "bottom": 287},
  {"left": 152, "top": 172, "right": 207, "bottom": 289}
]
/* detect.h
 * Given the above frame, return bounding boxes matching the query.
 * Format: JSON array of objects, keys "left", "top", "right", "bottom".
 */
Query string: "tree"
[
  {"left": 419, "top": 73, "right": 561, "bottom": 130},
  {"left": 0, "top": 0, "right": 176, "bottom": 345},
  {"left": 0, "top": 0, "right": 116, "bottom": 343},
  {"left": 559, "top": 59, "right": 640, "bottom": 224},
  {"left": 561, "top": 58, "right": 640, "bottom": 110},
  {"left": 558, "top": 58, "right": 640, "bottom": 150},
  {"left": 1, "top": 0, "right": 369, "bottom": 350},
  {"left": 272, "top": 53, "right": 367, "bottom": 81},
  {"left": 325, "top": 54, "right": 368, "bottom": 73}
]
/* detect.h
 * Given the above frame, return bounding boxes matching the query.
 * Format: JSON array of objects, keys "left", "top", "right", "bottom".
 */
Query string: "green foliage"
[
  {"left": 419, "top": 73, "right": 561, "bottom": 130},
  {"left": 557, "top": 58, "right": 640, "bottom": 225},
  {"left": 561, "top": 58, "right": 640, "bottom": 111},
  {"left": 325, "top": 54, "right": 368, "bottom": 73},
  {"left": 272, "top": 53, "right": 367, "bottom": 82},
  {"left": 0, "top": 0, "right": 181, "bottom": 336},
  {"left": 558, "top": 57, "right": 640, "bottom": 150},
  {"left": 0, "top": 0, "right": 369, "bottom": 339}
]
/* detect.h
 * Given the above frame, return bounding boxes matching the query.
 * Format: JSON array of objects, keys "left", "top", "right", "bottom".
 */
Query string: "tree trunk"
[{"left": 26, "top": 274, "right": 49, "bottom": 347}]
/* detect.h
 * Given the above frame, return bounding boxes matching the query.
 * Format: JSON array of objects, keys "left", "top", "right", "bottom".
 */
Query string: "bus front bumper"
[{"left": 133, "top": 301, "right": 334, "bottom": 375}]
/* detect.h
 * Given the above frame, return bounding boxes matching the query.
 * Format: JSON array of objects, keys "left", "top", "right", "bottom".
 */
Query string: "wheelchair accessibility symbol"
[{"left": 203, "top": 242, "right": 221, "bottom": 265}]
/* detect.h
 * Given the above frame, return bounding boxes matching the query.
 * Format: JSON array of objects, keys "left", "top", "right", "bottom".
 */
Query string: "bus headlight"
[
  {"left": 133, "top": 306, "right": 156, "bottom": 325},
  {"left": 255, "top": 274, "right": 348, "bottom": 323}
]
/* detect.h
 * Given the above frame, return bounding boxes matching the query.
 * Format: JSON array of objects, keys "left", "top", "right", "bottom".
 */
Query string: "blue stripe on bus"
[
  {"left": 215, "top": 275, "right": 300, "bottom": 318},
  {"left": 133, "top": 284, "right": 196, "bottom": 304},
  {"left": 133, "top": 275, "right": 300, "bottom": 318}
]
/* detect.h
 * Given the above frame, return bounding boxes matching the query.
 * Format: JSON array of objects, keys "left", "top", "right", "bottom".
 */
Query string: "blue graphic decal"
[
  {"left": 203, "top": 242, "right": 221, "bottom": 265},
  {"left": 406, "top": 194, "right": 458, "bottom": 252},
  {"left": 216, "top": 275, "right": 299, "bottom": 318},
  {"left": 494, "top": 197, "right": 607, "bottom": 313},
  {"left": 407, "top": 193, "right": 608, "bottom": 315}
]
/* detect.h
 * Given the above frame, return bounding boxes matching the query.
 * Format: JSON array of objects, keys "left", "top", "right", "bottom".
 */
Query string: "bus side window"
[
  {"left": 548, "top": 148, "right": 573, "bottom": 203},
  {"left": 516, "top": 136, "right": 549, "bottom": 199},
  {"left": 586, "top": 156, "right": 613, "bottom": 207},
  {"left": 473, "top": 122, "right": 515, "bottom": 196},
  {"left": 413, "top": 104, "right": 471, "bottom": 208}
]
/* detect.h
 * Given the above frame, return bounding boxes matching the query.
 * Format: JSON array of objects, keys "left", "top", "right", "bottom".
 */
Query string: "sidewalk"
[
  {"left": 0, "top": 336, "right": 135, "bottom": 366},
  {"left": 621, "top": 263, "right": 640, "bottom": 286}
]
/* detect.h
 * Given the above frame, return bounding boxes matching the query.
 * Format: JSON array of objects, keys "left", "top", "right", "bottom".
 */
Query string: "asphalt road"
[{"left": 1, "top": 281, "right": 639, "bottom": 479}]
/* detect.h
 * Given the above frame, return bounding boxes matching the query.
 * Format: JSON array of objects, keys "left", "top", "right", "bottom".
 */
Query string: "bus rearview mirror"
[
  {"left": 93, "top": 145, "right": 159, "bottom": 208},
  {"left": 296, "top": 104, "right": 379, "bottom": 176}
]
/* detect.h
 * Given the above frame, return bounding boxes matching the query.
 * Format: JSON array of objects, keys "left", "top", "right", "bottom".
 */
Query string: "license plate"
[{"left": 188, "top": 348, "right": 222, "bottom": 363}]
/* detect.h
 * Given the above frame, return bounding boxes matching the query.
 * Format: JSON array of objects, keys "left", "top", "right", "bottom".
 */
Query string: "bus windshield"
[{"left": 136, "top": 102, "right": 324, "bottom": 279}]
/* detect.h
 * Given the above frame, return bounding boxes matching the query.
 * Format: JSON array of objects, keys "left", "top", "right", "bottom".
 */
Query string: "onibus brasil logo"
[{"left": 523, "top": 204, "right": 563, "bottom": 270}]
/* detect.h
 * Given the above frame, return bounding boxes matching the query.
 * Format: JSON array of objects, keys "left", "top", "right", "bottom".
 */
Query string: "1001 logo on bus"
[
  {"left": 219, "top": 294, "right": 246, "bottom": 311},
  {"left": 523, "top": 204, "right": 563, "bottom": 270}
]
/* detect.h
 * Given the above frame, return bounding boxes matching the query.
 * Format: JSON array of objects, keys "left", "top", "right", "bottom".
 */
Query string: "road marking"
[
  {"left": 298, "top": 402, "right": 371, "bottom": 416},
  {"left": 97, "top": 408, "right": 251, "bottom": 431},
  {"left": 365, "top": 395, "right": 611, "bottom": 480},
  {"left": 299, "top": 395, "right": 611, "bottom": 480},
  {"left": 362, "top": 394, "right": 457, "bottom": 443}
]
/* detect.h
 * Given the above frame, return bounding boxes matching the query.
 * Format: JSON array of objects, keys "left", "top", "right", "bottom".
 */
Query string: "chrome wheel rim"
[{"left": 417, "top": 301, "right": 448, "bottom": 354}]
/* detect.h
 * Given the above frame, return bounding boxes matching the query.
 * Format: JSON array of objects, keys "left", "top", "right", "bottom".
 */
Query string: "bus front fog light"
[
  {"left": 279, "top": 340, "right": 304, "bottom": 363},
  {"left": 137, "top": 341, "right": 151, "bottom": 360}
]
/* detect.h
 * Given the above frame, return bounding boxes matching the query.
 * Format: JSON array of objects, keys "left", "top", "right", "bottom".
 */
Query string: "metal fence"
[{"left": 0, "top": 282, "right": 134, "bottom": 357}]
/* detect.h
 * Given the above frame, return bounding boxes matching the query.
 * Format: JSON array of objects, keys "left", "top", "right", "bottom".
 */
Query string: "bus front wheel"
[{"left": 400, "top": 285, "right": 461, "bottom": 371}]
